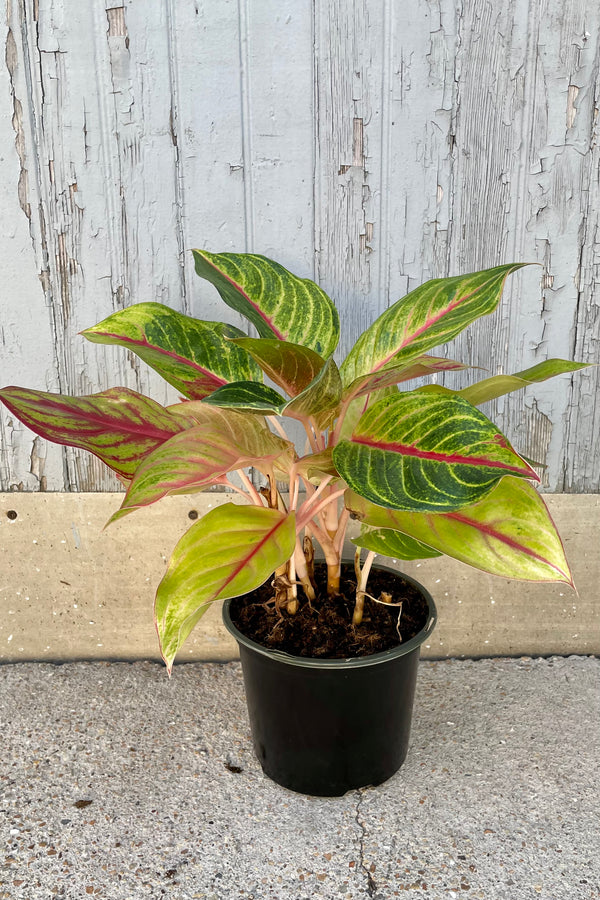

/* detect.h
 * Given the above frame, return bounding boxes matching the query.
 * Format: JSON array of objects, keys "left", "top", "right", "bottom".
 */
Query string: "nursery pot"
[{"left": 222, "top": 565, "right": 437, "bottom": 797}]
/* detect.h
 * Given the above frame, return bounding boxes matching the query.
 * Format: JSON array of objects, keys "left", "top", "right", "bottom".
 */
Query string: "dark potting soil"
[{"left": 229, "top": 563, "right": 429, "bottom": 659}]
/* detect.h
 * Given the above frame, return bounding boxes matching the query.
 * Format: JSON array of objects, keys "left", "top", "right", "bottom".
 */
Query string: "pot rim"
[{"left": 222, "top": 563, "right": 438, "bottom": 670}]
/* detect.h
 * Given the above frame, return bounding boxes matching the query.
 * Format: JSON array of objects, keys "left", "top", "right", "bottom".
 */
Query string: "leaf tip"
[{"left": 104, "top": 505, "right": 133, "bottom": 529}]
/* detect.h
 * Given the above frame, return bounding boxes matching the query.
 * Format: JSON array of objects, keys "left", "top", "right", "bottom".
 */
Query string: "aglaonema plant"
[{"left": 0, "top": 252, "right": 585, "bottom": 671}]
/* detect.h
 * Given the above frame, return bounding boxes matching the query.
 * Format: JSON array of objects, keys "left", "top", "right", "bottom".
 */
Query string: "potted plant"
[{"left": 0, "top": 251, "right": 584, "bottom": 796}]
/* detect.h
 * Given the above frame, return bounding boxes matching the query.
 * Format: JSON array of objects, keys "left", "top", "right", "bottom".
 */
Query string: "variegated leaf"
[
  {"left": 344, "top": 355, "right": 469, "bottom": 402},
  {"left": 340, "top": 264, "right": 525, "bottom": 388},
  {"left": 82, "top": 302, "right": 261, "bottom": 400},
  {"left": 346, "top": 477, "right": 573, "bottom": 584},
  {"left": 335, "top": 385, "right": 399, "bottom": 443},
  {"left": 109, "top": 410, "right": 294, "bottom": 521},
  {"left": 192, "top": 250, "right": 340, "bottom": 357},
  {"left": 0, "top": 386, "right": 186, "bottom": 479},
  {"left": 231, "top": 337, "right": 325, "bottom": 397},
  {"left": 283, "top": 356, "right": 342, "bottom": 431},
  {"left": 352, "top": 527, "right": 442, "bottom": 560},
  {"left": 333, "top": 390, "right": 538, "bottom": 512},
  {"left": 155, "top": 504, "right": 296, "bottom": 672},
  {"left": 459, "top": 359, "right": 590, "bottom": 406},
  {"left": 202, "top": 381, "right": 286, "bottom": 415}
]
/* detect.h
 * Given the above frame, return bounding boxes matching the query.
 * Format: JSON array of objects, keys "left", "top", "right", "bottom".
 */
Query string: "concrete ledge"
[{"left": 1, "top": 492, "right": 599, "bottom": 663}]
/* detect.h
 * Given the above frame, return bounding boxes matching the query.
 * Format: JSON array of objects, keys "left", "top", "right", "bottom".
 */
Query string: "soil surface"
[{"left": 229, "top": 563, "right": 430, "bottom": 659}]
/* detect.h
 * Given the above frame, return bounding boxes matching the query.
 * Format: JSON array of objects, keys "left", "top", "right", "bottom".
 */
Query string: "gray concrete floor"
[{"left": 0, "top": 656, "right": 598, "bottom": 900}]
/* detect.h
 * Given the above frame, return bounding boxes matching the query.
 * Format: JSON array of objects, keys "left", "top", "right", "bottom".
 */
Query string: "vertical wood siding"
[{"left": 1, "top": 0, "right": 599, "bottom": 492}]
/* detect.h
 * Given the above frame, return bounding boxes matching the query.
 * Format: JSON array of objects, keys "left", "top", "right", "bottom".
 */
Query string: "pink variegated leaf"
[
  {"left": 333, "top": 390, "right": 538, "bottom": 512},
  {"left": 82, "top": 303, "right": 261, "bottom": 400},
  {"left": 231, "top": 337, "right": 326, "bottom": 398},
  {"left": 109, "top": 409, "right": 294, "bottom": 522},
  {"left": 156, "top": 504, "right": 296, "bottom": 672},
  {"left": 283, "top": 356, "right": 342, "bottom": 431},
  {"left": 295, "top": 448, "right": 339, "bottom": 484},
  {"left": 0, "top": 386, "right": 187, "bottom": 479},
  {"left": 340, "top": 264, "right": 526, "bottom": 388},
  {"left": 343, "top": 355, "right": 470, "bottom": 402},
  {"left": 346, "top": 476, "right": 573, "bottom": 585},
  {"left": 192, "top": 250, "right": 340, "bottom": 357}
]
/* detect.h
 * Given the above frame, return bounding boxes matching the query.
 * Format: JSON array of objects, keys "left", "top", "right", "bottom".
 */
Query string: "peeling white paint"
[{"left": 0, "top": 0, "right": 599, "bottom": 492}]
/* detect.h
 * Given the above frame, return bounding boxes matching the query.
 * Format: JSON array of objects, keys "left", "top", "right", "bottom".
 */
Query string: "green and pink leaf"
[
  {"left": 283, "top": 356, "right": 342, "bottom": 431},
  {"left": 82, "top": 302, "right": 261, "bottom": 400},
  {"left": 346, "top": 477, "right": 573, "bottom": 585},
  {"left": 295, "top": 448, "right": 339, "bottom": 484},
  {"left": 192, "top": 250, "right": 340, "bottom": 358},
  {"left": 340, "top": 264, "right": 526, "bottom": 388},
  {"left": 0, "top": 386, "right": 187, "bottom": 479},
  {"left": 231, "top": 337, "right": 326, "bottom": 397},
  {"left": 155, "top": 504, "right": 296, "bottom": 672},
  {"left": 343, "top": 355, "right": 470, "bottom": 402},
  {"left": 109, "top": 408, "right": 294, "bottom": 521},
  {"left": 333, "top": 390, "right": 538, "bottom": 512}
]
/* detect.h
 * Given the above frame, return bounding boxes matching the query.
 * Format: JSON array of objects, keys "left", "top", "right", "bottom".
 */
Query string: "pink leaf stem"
[
  {"left": 333, "top": 507, "right": 350, "bottom": 556},
  {"left": 297, "top": 488, "right": 346, "bottom": 532},
  {"left": 234, "top": 469, "right": 265, "bottom": 506}
]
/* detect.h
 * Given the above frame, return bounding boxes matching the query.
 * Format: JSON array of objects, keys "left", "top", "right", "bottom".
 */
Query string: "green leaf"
[
  {"left": 231, "top": 337, "right": 326, "bottom": 397},
  {"left": 155, "top": 504, "right": 296, "bottom": 672},
  {"left": 192, "top": 250, "right": 340, "bottom": 357},
  {"left": 344, "top": 355, "right": 469, "bottom": 402},
  {"left": 0, "top": 386, "right": 186, "bottom": 479},
  {"left": 346, "top": 477, "right": 573, "bottom": 585},
  {"left": 340, "top": 264, "right": 526, "bottom": 388},
  {"left": 109, "top": 409, "right": 293, "bottom": 521},
  {"left": 459, "top": 359, "right": 591, "bottom": 406},
  {"left": 202, "top": 381, "right": 286, "bottom": 415},
  {"left": 82, "top": 302, "right": 261, "bottom": 400},
  {"left": 333, "top": 390, "right": 538, "bottom": 512},
  {"left": 283, "top": 356, "right": 342, "bottom": 431},
  {"left": 352, "top": 527, "right": 442, "bottom": 560}
]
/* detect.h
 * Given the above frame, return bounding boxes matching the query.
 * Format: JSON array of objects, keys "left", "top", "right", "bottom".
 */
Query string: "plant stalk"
[
  {"left": 294, "top": 538, "right": 316, "bottom": 602},
  {"left": 353, "top": 550, "right": 376, "bottom": 626}
]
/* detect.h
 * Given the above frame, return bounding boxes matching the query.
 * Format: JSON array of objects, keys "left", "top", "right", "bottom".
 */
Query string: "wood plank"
[
  {"left": 164, "top": 0, "right": 247, "bottom": 322},
  {"left": 1, "top": 2, "right": 65, "bottom": 490},
  {"left": 2, "top": 1, "right": 186, "bottom": 490},
  {"left": 313, "top": 0, "right": 386, "bottom": 360},
  {"left": 440, "top": 0, "right": 600, "bottom": 491},
  {"left": 242, "top": 1, "right": 315, "bottom": 273},
  {"left": 1, "top": 492, "right": 597, "bottom": 663}
]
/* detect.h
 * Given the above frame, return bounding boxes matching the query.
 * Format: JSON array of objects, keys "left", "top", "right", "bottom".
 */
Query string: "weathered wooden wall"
[{"left": 1, "top": 0, "right": 599, "bottom": 493}]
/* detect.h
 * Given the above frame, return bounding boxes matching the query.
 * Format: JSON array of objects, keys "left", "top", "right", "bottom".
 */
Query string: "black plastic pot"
[{"left": 222, "top": 565, "right": 437, "bottom": 796}]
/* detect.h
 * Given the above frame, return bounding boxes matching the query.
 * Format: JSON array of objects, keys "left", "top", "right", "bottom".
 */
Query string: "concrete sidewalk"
[{"left": 0, "top": 657, "right": 598, "bottom": 900}]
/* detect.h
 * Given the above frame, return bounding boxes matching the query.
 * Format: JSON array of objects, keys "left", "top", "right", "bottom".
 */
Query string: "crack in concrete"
[{"left": 355, "top": 787, "right": 378, "bottom": 898}]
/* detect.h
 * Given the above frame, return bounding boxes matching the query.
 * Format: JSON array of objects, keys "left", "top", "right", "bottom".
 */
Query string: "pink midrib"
[
  {"left": 372, "top": 282, "right": 487, "bottom": 373},
  {"left": 213, "top": 515, "right": 289, "bottom": 598},
  {"left": 203, "top": 256, "right": 286, "bottom": 341},
  {"left": 13, "top": 394, "right": 180, "bottom": 443},
  {"left": 351, "top": 435, "right": 537, "bottom": 478},
  {"left": 446, "top": 511, "right": 570, "bottom": 579},
  {"left": 87, "top": 332, "right": 229, "bottom": 393}
]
